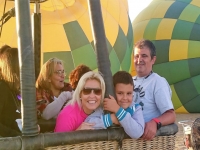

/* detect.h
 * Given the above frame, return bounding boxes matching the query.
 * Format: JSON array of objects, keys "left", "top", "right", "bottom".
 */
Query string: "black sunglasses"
[{"left": 82, "top": 88, "right": 102, "bottom": 95}]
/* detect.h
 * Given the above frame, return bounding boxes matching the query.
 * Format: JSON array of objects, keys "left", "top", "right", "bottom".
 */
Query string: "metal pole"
[
  {"left": 0, "top": 123, "right": 178, "bottom": 149},
  {"left": 32, "top": 2, "right": 41, "bottom": 80},
  {"left": 15, "top": 0, "right": 38, "bottom": 136},
  {"left": 88, "top": 0, "right": 115, "bottom": 100}
]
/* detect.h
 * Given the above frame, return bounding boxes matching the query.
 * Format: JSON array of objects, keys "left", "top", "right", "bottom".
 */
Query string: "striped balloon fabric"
[
  {"left": 132, "top": 0, "right": 200, "bottom": 113},
  {"left": 0, "top": 0, "right": 133, "bottom": 79}
]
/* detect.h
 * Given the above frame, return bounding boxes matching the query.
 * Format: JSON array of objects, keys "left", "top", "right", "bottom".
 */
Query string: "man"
[{"left": 132, "top": 39, "right": 176, "bottom": 140}]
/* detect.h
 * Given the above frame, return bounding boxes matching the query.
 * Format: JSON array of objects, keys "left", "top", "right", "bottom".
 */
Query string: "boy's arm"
[
  {"left": 84, "top": 108, "right": 106, "bottom": 129},
  {"left": 117, "top": 105, "right": 144, "bottom": 139},
  {"left": 85, "top": 108, "right": 119, "bottom": 129}
]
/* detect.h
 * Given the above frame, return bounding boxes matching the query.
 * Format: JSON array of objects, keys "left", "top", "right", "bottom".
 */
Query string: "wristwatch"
[{"left": 152, "top": 118, "right": 162, "bottom": 130}]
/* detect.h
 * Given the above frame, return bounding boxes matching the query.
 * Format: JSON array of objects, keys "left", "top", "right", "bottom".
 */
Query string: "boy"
[{"left": 85, "top": 71, "right": 144, "bottom": 139}]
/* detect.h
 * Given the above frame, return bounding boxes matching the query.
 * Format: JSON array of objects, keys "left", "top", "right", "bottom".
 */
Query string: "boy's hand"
[
  {"left": 103, "top": 95, "right": 120, "bottom": 113},
  {"left": 141, "top": 120, "right": 157, "bottom": 140}
]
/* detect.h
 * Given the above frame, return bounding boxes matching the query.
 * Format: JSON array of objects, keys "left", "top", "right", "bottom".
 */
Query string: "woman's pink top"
[{"left": 54, "top": 102, "right": 88, "bottom": 132}]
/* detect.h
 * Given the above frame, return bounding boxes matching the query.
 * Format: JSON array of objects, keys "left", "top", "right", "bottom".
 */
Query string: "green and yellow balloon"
[
  {"left": 38, "top": 0, "right": 133, "bottom": 77},
  {"left": 132, "top": 0, "right": 200, "bottom": 113},
  {"left": 0, "top": 0, "right": 133, "bottom": 79}
]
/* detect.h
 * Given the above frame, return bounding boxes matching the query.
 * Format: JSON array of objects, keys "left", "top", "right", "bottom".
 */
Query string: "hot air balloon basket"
[{"left": 45, "top": 135, "right": 176, "bottom": 150}]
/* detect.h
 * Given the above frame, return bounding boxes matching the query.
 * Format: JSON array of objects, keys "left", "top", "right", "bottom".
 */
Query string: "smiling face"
[
  {"left": 134, "top": 46, "right": 156, "bottom": 77},
  {"left": 80, "top": 79, "right": 102, "bottom": 114},
  {"left": 49, "top": 63, "right": 65, "bottom": 96},
  {"left": 115, "top": 83, "right": 133, "bottom": 109}
]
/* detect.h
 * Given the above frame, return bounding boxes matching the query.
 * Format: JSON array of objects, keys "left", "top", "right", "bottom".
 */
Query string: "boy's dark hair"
[{"left": 113, "top": 71, "right": 133, "bottom": 87}]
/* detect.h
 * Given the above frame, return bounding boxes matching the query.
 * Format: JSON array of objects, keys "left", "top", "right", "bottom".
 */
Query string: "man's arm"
[
  {"left": 142, "top": 109, "right": 175, "bottom": 140},
  {"left": 157, "top": 109, "right": 176, "bottom": 126}
]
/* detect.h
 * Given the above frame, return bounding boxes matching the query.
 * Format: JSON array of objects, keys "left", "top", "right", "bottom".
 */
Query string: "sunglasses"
[{"left": 82, "top": 88, "right": 102, "bottom": 95}]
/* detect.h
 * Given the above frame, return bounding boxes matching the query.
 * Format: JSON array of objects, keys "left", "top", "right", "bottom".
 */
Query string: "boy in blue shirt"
[{"left": 85, "top": 71, "right": 144, "bottom": 139}]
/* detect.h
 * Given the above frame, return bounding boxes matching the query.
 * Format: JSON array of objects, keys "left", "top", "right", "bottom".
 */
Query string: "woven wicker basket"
[{"left": 46, "top": 135, "right": 176, "bottom": 150}]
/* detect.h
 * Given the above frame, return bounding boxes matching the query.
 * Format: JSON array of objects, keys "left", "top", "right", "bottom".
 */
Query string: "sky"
[{"left": 128, "top": 0, "right": 153, "bottom": 22}]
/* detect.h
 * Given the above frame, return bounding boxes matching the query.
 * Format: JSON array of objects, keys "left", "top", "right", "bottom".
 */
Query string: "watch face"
[{"left": 157, "top": 122, "right": 162, "bottom": 129}]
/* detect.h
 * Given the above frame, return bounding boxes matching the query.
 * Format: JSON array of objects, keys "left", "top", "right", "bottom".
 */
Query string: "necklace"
[
  {"left": 134, "top": 71, "right": 153, "bottom": 81},
  {"left": 133, "top": 71, "right": 153, "bottom": 109}
]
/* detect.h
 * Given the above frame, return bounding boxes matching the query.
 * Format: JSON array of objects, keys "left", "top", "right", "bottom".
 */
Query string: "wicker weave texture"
[
  {"left": 46, "top": 135, "right": 176, "bottom": 150},
  {"left": 122, "top": 135, "right": 176, "bottom": 150},
  {"left": 46, "top": 141, "right": 118, "bottom": 150}
]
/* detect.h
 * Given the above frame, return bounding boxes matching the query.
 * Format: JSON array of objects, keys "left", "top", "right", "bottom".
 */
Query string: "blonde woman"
[{"left": 54, "top": 71, "right": 105, "bottom": 132}]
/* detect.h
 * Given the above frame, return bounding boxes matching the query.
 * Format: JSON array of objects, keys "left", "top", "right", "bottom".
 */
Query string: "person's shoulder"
[
  {"left": 0, "top": 80, "right": 10, "bottom": 91},
  {"left": 93, "top": 106, "right": 104, "bottom": 114},
  {"left": 152, "top": 73, "right": 168, "bottom": 83},
  {"left": 0, "top": 80, "right": 7, "bottom": 86},
  {"left": 61, "top": 102, "right": 79, "bottom": 114},
  {"left": 151, "top": 73, "right": 171, "bottom": 91},
  {"left": 132, "top": 75, "right": 137, "bottom": 80}
]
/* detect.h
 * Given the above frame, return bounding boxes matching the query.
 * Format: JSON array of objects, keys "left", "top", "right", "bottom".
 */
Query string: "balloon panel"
[
  {"left": 174, "top": 77, "right": 200, "bottom": 112},
  {"left": 171, "top": 85, "right": 182, "bottom": 110},
  {"left": 64, "top": 21, "right": 90, "bottom": 51},
  {"left": 164, "top": 1, "right": 188, "bottom": 19},
  {"left": 41, "top": 0, "right": 133, "bottom": 77},
  {"left": 121, "top": 43, "right": 132, "bottom": 72},
  {"left": 188, "top": 41, "right": 200, "bottom": 58},
  {"left": 72, "top": 45, "right": 97, "bottom": 69},
  {"left": 132, "top": 0, "right": 200, "bottom": 113},
  {"left": 0, "top": 0, "right": 133, "bottom": 79},
  {"left": 113, "top": 27, "right": 128, "bottom": 63},
  {"left": 109, "top": 49, "right": 121, "bottom": 74}
]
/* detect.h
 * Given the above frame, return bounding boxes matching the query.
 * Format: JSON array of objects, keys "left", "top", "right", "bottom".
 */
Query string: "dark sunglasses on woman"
[{"left": 82, "top": 88, "right": 102, "bottom": 95}]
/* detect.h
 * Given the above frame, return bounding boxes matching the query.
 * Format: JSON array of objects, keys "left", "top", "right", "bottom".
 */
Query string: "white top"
[{"left": 132, "top": 72, "right": 174, "bottom": 122}]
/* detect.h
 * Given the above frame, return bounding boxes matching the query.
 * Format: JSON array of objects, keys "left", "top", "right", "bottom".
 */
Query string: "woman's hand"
[{"left": 76, "top": 122, "right": 95, "bottom": 130}]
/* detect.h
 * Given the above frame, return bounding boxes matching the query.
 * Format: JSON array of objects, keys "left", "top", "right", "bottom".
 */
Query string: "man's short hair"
[
  {"left": 134, "top": 39, "right": 156, "bottom": 59},
  {"left": 113, "top": 71, "right": 133, "bottom": 87}
]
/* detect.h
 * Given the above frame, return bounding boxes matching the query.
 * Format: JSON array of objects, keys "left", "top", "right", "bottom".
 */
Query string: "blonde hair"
[
  {"left": 68, "top": 71, "right": 105, "bottom": 108},
  {"left": 36, "top": 58, "right": 63, "bottom": 90},
  {"left": 0, "top": 45, "right": 19, "bottom": 91}
]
